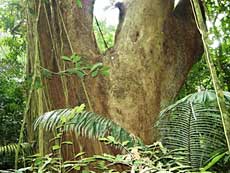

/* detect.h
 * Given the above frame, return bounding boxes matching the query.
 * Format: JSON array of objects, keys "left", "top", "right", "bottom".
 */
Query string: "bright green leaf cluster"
[{"left": 61, "top": 54, "right": 110, "bottom": 78}]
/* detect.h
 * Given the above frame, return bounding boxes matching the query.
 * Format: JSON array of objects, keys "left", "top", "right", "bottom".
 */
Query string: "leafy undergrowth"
[{"left": 12, "top": 139, "right": 192, "bottom": 173}]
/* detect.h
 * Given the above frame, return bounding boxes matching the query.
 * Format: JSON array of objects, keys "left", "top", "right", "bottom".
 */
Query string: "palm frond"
[
  {"left": 0, "top": 143, "right": 33, "bottom": 156},
  {"left": 157, "top": 90, "right": 229, "bottom": 170},
  {"left": 34, "top": 110, "right": 142, "bottom": 147}
]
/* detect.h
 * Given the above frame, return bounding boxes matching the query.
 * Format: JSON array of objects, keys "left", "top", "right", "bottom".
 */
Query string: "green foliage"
[
  {"left": 201, "top": 151, "right": 228, "bottom": 172},
  {"left": 14, "top": 139, "right": 191, "bottom": 173},
  {"left": 205, "top": 0, "right": 230, "bottom": 91},
  {"left": 90, "top": 141, "right": 191, "bottom": 172},
  {"left": 12, "top": 106, "right": 142, "bottom": 172},
  {"left": 0, "top": 36, "right": 25, "bottom": 147},
  {"left": 21, "top": 105, "right": 140, "bottom": 173},
  {"left": 0, "top": 0, "right": 229, "bottom": 172},
  {"left": 0, "top": 0, "right": 25, "bottom": 35},
  {"left": 76, "top": 0, "right": 82, "bottom": 8},
  {"left": 178, "top": 0, "right": 230, "bottom": 98},
  {"left": 0, "top": 142, "right": 33, "bottom": 170},
  {"left": 94, "top": 20, "right": 116, "bottom": 52},
  {"left": 34, "top": 109, "right": 141, "bottom": 147},
  {"left": 0, "top": 0, "right": 26, "bottom": 169},
  {"left": 0, "top": 73, "right": 24, "bottom": 144},
  {"left": 157, "top": 90, "right": 230, "bottom": 172},
  {"left": 41, "top": 54, "right": 110, "bottom": 79},
  {"left": 0, "top": 143, "right": 32, "bottom": 157},
  {"left": 30, "top": 108, "right": 192, "bottom": 172}
]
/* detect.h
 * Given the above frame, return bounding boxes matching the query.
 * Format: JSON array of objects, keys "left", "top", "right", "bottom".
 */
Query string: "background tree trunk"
[{"left": 27, "top": 0, "right": 203, "bottom": 150}]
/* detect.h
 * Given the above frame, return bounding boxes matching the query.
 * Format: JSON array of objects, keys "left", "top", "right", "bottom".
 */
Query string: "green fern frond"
[
  {"left": 34, "top": 110, "right": 142, "bottom": 147},
  {"left": 157, "top": 90, "right": 230, "bottom": 170},
  {"left": 0, "top": 143, "right": 33, "bottom": 156}
]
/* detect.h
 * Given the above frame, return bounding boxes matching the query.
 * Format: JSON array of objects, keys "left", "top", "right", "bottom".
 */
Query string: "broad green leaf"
[
  {"left": 76, "top": 0, "right": 82, "bottom": 8},
  {"left": 101, "top": 70, "right": 109, "bottom": 76},
  {"left": 62, "top": 56, "right": 72, "bottom": 61},
  {"left": 201, "top": 152, "right": 227, "bottom": 171},
  {"left": 52, "top": 145, "right": 60, "bottom": 151},
  {"left": 71, "top": 54, "right": 81, "bottom": 63},
  {"left": 74, "top": 165, "right": 81, "bottom": 170},
  {"left": 65, "top": 68, "right": 86, "bottom": 78},
  {"left": 91, "top": 69, "right": 99, "bottom": 77},
  {"left": 101, "top": 66, "right": 110, "bottom": 71},
  {"left": 76, "top": 70, "right": 85, "bottom": 78},
  {"left": 34, "top": 158, "right": 43, "bottom": 166},
  {"left": 90, "top": 62, "right": 103, "bottom": 72},
  {"left": 100, "top": 66, "right": 110, "bottom": 76}
]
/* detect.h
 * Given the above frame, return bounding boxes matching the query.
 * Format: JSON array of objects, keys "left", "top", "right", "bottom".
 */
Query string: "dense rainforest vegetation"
[{"left": 0, "top": 0, "right": 230, "bottom": 172}]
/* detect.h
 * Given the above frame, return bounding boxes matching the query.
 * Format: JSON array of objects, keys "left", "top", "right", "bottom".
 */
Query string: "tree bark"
[
  {"left": 104, "top": 0, "right": 203, "bottom": 143},
  {"left": 28, "top": 0, "right": 203, "bottom": 148}
]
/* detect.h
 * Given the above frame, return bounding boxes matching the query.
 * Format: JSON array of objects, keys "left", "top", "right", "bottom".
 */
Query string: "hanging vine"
[
  {"left": 15, "top": 0, "right": 44, "bottom": 168},
  {"left": 190, "top": 0, "right": 230, "bottom": 152}
]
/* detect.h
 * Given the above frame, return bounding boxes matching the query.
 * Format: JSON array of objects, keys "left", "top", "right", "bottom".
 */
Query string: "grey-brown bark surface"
[
  {"left": 105, "top": 0, "right": 202, "bottom": 143},
  {"left": 28, "top": 0, "right": 203, "bottom": 149}
]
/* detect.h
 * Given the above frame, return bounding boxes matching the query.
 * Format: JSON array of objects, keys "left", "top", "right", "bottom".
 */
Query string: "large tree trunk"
[
  {"left": 27, "top": 0, "right": 202, "bottom": 149},
  {"left": 105, "top": 0, "right": 203, "bottom": 143}
]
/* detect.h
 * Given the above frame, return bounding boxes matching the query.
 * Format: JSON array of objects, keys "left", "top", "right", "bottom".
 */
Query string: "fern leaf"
[
  {"left": 157, "top": 90, "right": 229, "bottom": 170},
  {"left": 34, "top": 110, "right": 142, "bottom": 147},
  {"left": 0, "top": 143, "right": 33, "bottom": 156}
]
